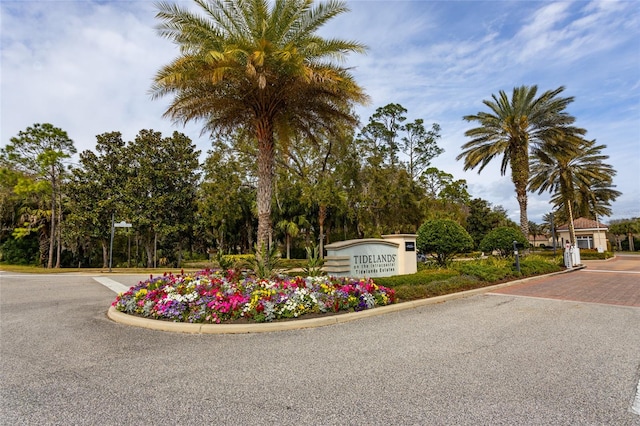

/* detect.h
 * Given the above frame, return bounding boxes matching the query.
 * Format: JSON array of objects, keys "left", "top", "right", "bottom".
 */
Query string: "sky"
[{"left": 1, "top": 0, "right": 639, "bottom": 224}]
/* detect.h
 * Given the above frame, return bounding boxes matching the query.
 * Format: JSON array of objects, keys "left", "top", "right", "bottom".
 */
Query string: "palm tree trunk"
[
  {"left": 512, "top": 148, "right": 529, "bottom": 238},
  {"left": 556, "top": 170, "right": 578, "bottom": 246},
  {"left": 566, "top": 201, "right": 576, "bottom": 245},
  {"left": 256, "top": 118, "right": 275, "bottom": 251},
  {"left": 517, "top": 193, "right": 528, "bottom": 239}
]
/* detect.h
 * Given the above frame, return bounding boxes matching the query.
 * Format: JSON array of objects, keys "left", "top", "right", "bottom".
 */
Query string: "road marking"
[
  {"left": 631, "top": 381, "right": 640, "bottom": 416},
  {"left": 633, "top": 377, "right": 640, "bottom": 415},
  {"left": 92, "top": 277, "right": 129, "bottom": 294},
  {"left": 487, "top": 292, "right": 640, "bottom": 309},
  {"left": 582, "top": 270, "right": 640, "bottom": 275}
]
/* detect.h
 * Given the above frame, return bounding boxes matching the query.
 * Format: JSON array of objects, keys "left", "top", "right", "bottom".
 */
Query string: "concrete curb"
[{"left": 107, "top": 266, "right": 585, "bottom": 334}]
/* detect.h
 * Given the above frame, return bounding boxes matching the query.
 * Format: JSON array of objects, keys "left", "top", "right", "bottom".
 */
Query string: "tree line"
[
  {"left": 1, "top": 97, "right": 633, "bottom": 268},
  {"left": 0, "top": 103, "right": 507, "bottom": 267}
]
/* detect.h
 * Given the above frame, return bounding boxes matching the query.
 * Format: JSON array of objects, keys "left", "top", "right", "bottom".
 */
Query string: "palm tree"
[
  {"left": 529, "top": 137, "right": 617, "bottom": 245},
  {"left": 527, "top": 220, "right": 545, "bottom": 250},
  {"left": 457, "top": 85, "right": 583, "bottom": 238},
  {"left": 610, "top": 219, "right": 639, "bottom": 252},
  {"left": 276, "top": 218, "right": 300, "bottom": 260},
  {"left": 571, "top": 176, "right": 621, "bottom": 220},
  {"left": 151, "top": 0, "right": 368, "bottom": 251}
]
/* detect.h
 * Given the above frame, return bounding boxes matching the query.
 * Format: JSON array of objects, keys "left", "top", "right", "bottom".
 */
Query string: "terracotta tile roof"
[{"left": 556, "top": 217, "right": 608, "bottom": 231}]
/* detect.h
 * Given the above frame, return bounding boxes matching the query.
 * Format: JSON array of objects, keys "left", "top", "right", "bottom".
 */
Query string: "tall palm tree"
[
  {"left": 457, "top": 85, "right": 583, "bottom": 238},
  {"left": 151, "top": 0, "right": 368, "bottom": 251},
  {"left": 529, "top": 137, "right": 617, "bottom": 245}
]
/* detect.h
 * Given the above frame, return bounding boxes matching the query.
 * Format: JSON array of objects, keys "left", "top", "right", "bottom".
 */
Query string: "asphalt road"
[{"left": 1, "top": 259, "right": 639, "bottom": 425}]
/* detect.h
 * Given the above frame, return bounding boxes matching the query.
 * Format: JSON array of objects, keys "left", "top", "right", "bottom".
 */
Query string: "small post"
[
  {"left": 513, "top": 240, "right": 520, "bottom": 273},
  {"left": 110, "top": 219, "right": 133, "bottom": 272},
  {"left": 551, "top": 214, "right": 556, "bottom": 256}
]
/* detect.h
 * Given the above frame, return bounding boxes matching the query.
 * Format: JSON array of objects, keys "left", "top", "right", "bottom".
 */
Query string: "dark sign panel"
[{"left": 405, "top": 241, "right": 415, "bottom": 252}]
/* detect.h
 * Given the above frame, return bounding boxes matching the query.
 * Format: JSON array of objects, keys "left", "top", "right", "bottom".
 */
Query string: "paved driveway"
[
  {"left": 1, "top": 257, "right": 639, "bottom": 425},
  {"left": 491, "top": 254, "right": 640, "bottom": 307}
]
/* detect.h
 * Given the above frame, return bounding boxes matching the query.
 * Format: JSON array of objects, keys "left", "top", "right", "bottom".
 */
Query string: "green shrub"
[
  {"left": 375, "top": 268, "right": 486, "bottom": 301},
  {"left": 302, "top": 245, "right": 324, "bottom": 277},
  {"left": 215, "top": 251, "right": 234, "bottom": 270},
  {"left": 416, "top": 219, "right": 474, "bottom": 266},
  {"left": 533, "top": 250, "right": 561, "bottom": 258},
  {"left": 389, "top": 275, "right": 484, "bottom": 301},
  {"left": 227, "top": 254, "right": 254, "bottom": 267},
  {"left": 0, "top": 235, "right": 39, "bottom": 265},
  {"left": 453, "top": 255, "right": 562, "bottom": 281},
  {"left": 375, "top": 269, "right": 459, "bottom": 288},
  {"left": 579, "top": 250, "right": 614, "bottom": 260},
  {"left": 279, "top": 259, "right": 308, "bottom": 269},
  {"left": 245, "top": 244, "right": 282, "bottom": 279},
  {"left": 519, "top": 255, "right": 563, "bottom": 275},
  {"left": 453, "top": 257, "right": 515, "bottom": 282},
  {"left": 180, "top": 252, "right": 208, "bottom": 262},
  {"left": 479, "top": 227, "right": 528, "bottom": 257}
]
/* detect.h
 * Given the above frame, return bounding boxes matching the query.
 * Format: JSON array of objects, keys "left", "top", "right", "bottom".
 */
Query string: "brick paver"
[{"left": 490, "top": 254, "right": 640, "bottom": 307}]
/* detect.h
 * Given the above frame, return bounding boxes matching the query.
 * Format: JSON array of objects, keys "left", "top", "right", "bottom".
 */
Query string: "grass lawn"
[{"left": 0, "top": 264, "right": 200, "bottom": 275}]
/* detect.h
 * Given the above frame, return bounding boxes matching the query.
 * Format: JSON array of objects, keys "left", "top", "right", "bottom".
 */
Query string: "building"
[
  {"left": 528, "top": 233, "right": 551, "bottom": 248},
  {"left": 556, "top": 217, "right": 609, "bottom": 252}
]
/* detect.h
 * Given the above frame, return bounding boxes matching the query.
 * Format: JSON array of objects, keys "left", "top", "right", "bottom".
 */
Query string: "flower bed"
[{"left": 112, "top": 269, "right": 396, "bottom": 323}]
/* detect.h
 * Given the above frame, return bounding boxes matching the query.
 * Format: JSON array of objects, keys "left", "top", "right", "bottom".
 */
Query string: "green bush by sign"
[
  {"left": 416, "top": 219, "right": 474, "bottom": 266},
  {"left": 479, "top": 226, "right": 528, "bottom": 257}
]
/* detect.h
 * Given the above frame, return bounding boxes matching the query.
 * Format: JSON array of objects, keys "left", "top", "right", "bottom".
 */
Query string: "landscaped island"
[
  {"left": 109, "top": 251, "right": 588, "bottom": 324},
  {"left": 112, "top": 269, "right": 396, "bottom": 324}
]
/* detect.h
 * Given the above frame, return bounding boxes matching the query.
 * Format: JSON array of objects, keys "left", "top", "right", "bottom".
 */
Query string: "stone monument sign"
[{"left": 324, "top": 234, "right": 417, "bottom": 278}]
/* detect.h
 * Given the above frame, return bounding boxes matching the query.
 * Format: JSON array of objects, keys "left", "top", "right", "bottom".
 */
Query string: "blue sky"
[{"left": 1, "top": 0, "right": 639, "bottom": 224}]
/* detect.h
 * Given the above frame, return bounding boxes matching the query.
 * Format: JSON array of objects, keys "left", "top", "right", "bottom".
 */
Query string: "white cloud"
[
  {"left": 517, "top": 2, "right": 572, "bottom": 39},
  {"left": 1, "top": 1, "right": 205, "bottom": 153}
]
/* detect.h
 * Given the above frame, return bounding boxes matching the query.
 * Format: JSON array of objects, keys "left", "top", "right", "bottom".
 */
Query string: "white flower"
[{"left": 166, "top": 291, "right": 198, "bottom": 303}]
